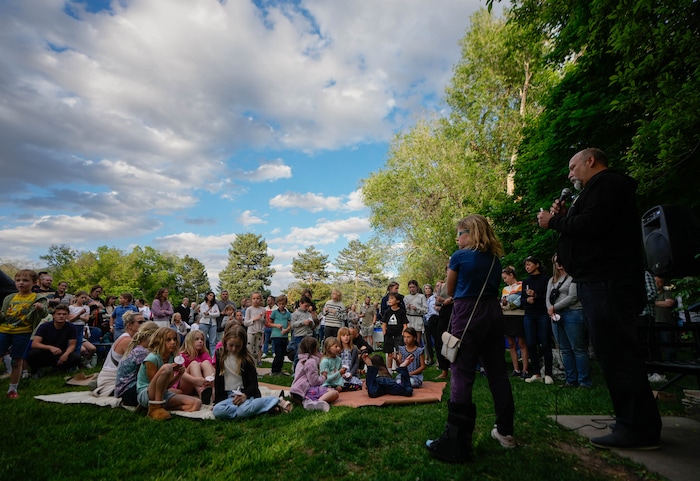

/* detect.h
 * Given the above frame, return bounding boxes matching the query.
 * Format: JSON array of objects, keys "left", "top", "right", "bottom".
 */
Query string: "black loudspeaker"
[{"left": 642, "top": 205, "right": 700, "bottom": 277}]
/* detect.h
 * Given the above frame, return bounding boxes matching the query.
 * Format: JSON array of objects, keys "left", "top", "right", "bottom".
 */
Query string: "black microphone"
[{"left": 557, "top": 187, "right": 572, "bottom": 205}]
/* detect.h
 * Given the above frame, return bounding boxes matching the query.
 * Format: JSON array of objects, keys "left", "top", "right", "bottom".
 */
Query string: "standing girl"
[
  {"left": 243, "top": 292, "right": 266, "bottom": 366},
  {"left": 177, "top": 330, "right": 216, "bottom": 404},
  {"left": 337, "top": 327, "right": 362, "bottom": 391},
  {"left": 398, "top": 327, "right": 425, "bottom": 387},
  {"left": 198, "top": 291, "right": 220, "bottom": 354},
  {"left": 290, "top": 336, "right": 339, "bottom": 411},
  {"left": 136, "top": 327, "right": 201, "bottom": 420},
  {"left": 68, "top": 290, "right": 91, "bottom": 348},
  {"left": 425, "top": 214, "right": 515, "bottom": 463},
  {"left": 212, "top": 325, "right": 291, "bottom": 419},
  {"left": 522, "top": 256, "right": 553, "bottom": 384}
]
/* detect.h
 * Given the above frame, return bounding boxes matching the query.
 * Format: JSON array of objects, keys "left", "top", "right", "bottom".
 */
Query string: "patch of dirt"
[{"left": 554, "top": 442, "right": 649, "bottom": 481}]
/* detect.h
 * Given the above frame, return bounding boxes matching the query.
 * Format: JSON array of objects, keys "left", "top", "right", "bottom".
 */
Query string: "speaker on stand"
[{"left": 642, "top": 205, "right": 700, "bottom": 278}]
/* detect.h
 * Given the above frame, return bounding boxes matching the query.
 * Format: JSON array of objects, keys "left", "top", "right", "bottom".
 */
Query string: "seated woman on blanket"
[
  {"left": 93, "top": 311, "right": 143, "bottom": 397},
  {"left": 114, "top": 321, "right": 159, "bottom": 406}
]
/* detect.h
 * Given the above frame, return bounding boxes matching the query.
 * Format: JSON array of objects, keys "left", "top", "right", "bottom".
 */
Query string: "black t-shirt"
[
  {"left": 382, "top": 308, "right": 408, "bottom": 337},
  {"left": 34, "top": 322, "right": 77, "bottom": 352}
]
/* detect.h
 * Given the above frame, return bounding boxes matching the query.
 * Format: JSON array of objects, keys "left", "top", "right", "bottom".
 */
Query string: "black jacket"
[
  {"left": 549, "top": 169, "right": 645, "bottom": 283},
  {"left": 213, "top": 348, "right": 262, "bottom": 404}
]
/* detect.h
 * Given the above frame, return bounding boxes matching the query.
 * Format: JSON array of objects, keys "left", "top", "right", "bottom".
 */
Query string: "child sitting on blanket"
[
  {"left": 320, "top": 336, "right": 345, "bottom": 390},
  {"left": 114, "top": 321, "right": 159, "bottom": 406},
  {"left": 212, "top": 325, "right": 292, "bottom": 419},
  {"left": 338, "top": 327, "right": 362, "bottom": 391},
  {"left": 361, "top": 350, "right": 413, "bottom": 398},
  {"left": 174, "top": 330, "right": 215, "bottom": 405},
  {"left": 397, "top": 327, "right": 425, "bottom": 388},
  {"left": 290, "top": 336, "right": 339, "bottom": 412},
  {"left": 136, "top": 327, "right": 201, "bottom": 420}
]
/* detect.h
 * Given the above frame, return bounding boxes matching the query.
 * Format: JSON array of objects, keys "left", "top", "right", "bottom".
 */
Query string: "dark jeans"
[
  {"left": 523, "top": 312, "right": 553, "bottom": 376},
  {"left": 271, "top": 337, "right": 288, "bottom": 373},
  {"left": 434, "top": 304, "right": 453, "bottom": 371},
  {"left": 424, "top": 314, "right": 438, "bottom": 361},
  {"left": 26, "top": 348, "right": 81, "bottom": 373},
  {"left": 366, "top": 365, "right": 413, "bottom": 398},
  {"left": 450, "top": 298, "right": 514, "bottom": 436},
  {"left": 577, "top": 279, "right": 661, "bottom": 440}
]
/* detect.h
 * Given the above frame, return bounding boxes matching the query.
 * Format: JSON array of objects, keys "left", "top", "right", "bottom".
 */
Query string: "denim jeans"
[
  {"left": 523, "top": 312, "right": 552, "bottom": 376},
  {"left": 200, "top": 323, "right": 218, "bottom": 354},
  {"left": 263, "top": 327, "right": 273, "bottom": 355},
  {"left": 212, "top": 395, "right": 280, "bottom": 419},
  {"left": 551, "top": 308, "right": 591, "bottom": 386},
  {"left": 366, "top": 366, "right": 412, "bottom": 398}
]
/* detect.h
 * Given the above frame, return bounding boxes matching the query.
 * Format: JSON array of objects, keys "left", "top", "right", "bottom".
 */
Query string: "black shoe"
[
  {"left": 509, "top": 370, "right": 522, "bottom": 378},
  {"left": 590, "top": 431, "right": 660, "bottom": 450},
  {"left": 425, "top": 424, "right": 473, "bottom": 464},
  {"left": 200, "top": 387, "right": 212, "bottom": 405}
]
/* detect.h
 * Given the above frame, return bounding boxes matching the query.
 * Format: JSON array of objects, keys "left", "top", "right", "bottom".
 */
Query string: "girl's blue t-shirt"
[{"left": 448, "top": 249, "right": 501, "bottom": 299}]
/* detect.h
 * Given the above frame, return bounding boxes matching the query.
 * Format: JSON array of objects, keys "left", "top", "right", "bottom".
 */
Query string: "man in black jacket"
[{"left": 538, "top": 148, "right": 661, "bottom": 450}]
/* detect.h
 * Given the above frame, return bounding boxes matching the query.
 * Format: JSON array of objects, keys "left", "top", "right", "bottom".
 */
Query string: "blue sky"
[{"left": 0, "top": 0, "right": 495, "bottom": 293}]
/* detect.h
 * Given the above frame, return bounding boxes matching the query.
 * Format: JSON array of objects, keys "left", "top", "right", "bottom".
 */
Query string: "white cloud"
[
  {"left": 271, "top": 216, "right": 371, "bottom": 245},
  {"left": 270, "top": 192, "right": 343, "bottom": 212},
  {"left": 238, "top": 210, "right": 267, "bottom": 227},
  {"left": 242, "top": 159, "right": 293, "bottom": 183},
  {"left": 269, "top": 189, "right": 366, "bottom": 212}
]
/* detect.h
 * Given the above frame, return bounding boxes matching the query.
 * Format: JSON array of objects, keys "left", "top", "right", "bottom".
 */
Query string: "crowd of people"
[{"left": 0, "top": 148, "right": 683, "bottom": 460}]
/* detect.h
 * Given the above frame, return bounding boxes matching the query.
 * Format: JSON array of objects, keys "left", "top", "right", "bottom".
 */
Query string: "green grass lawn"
[{"left": 0, "top": 357, "right": 691, "bottom": 481}]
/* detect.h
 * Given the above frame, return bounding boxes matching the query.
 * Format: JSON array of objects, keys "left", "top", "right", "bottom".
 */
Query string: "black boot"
[{"left": 425, "top": 402, "right": 475, "bottom": 463}]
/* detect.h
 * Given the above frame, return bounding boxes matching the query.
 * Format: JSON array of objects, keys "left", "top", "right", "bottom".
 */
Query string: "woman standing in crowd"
[
  {"left": 521, "top": 256, "right": 553, "bottom": 384},
  {"left": 198, "top": 291, "right": 220, "bottom": 353},
  {"left": 433, "top": 268, "right": 453, "bottom": 380},
  {"left": 546, "top": 255, "right": 590, "bottom": 388},
  {"left": 425, "top": 215, "right": 515, "bottom": 463},
  {"left": 423, "top": 284, "right": 438, "bottom": 365},
  {"left": 501, "top": 266, "right": 530, "bottom": 378},
  {"left": 151, "top": 288, "right": 174, "bottom": 328}
]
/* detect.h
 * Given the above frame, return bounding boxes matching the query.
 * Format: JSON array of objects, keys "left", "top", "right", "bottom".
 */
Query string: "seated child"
[
  {"left": 397, "top": 327, "right": 425, "bottom": 388},
  {"left": 338, "top": 327, "right": 362, "bottom": 390},
  {"left": 114, "top": 322, "right": 159, "bottom": 406},
  {"left": 290, "top": 336, "right": 339, "bottom": 412},
  {"left": 212, "top": 325, "right": 291, "bottom": 419},
  {"left": 136, "top": 327, "right": 201, "bottom": 420},
  {"left": 320, "top": 336, "right": 345, "bottom": 390},
  {"left": 175, "top": 330, "right": 215, "bottom": 405},
  {"left": 361, "top": 349, "right": 413, "bottom": 398}
]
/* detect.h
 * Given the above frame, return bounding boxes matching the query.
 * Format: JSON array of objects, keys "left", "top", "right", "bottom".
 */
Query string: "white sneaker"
[
  {"left": 544, "top": 375, "right": 554, "bottom": 385},
  {"left": 525, "top": 374, "right": 542, "bottom": 383},
  {"left": 303, "top": 400, "right": 330, "bottom": 412},
  {"left": 491, "top": 427, "right": 516, "bottom": 448},
  {"left": 647, "top": 373, "right": 667, "bottom": 383}
]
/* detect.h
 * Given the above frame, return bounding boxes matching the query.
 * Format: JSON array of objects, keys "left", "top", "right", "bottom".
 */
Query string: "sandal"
[{"left": 278, "top": 398, "right": 293, "bottom": 414}]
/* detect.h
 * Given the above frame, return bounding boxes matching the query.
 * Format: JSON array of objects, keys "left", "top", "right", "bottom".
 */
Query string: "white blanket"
[{"left": 34, "top": 385, "right": 290, "bottom": 420}]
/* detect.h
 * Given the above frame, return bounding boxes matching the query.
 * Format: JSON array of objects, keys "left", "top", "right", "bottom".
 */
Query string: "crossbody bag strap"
[{"left": 450, "top": 255, "right": 497, "bottom": 343}]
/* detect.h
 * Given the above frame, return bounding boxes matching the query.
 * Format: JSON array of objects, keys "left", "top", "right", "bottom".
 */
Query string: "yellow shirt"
[{"left": 0, "top": 292, "right": 43, "bottom": 334}]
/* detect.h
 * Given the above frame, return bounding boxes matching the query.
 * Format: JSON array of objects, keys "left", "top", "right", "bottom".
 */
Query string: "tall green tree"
[
  {"left": 218, "top": 233, "right": 275, "bottom": 301},
  {"left": 174, "top": 255, "right": 211, "bottom": 303},
  {"left": 363, "top": 8, "right": 553, "bottom": 277},
  {"left": 291, "top": 246, "right": 329, "bottom": 284},
  {"left": 334, "top": 239, "right": 387, "bottom": 303}
]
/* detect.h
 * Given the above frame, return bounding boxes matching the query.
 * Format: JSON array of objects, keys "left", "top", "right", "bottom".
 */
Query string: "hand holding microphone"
[{"left": 537, "top": 188, "right": 571, "bottom": 228}]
